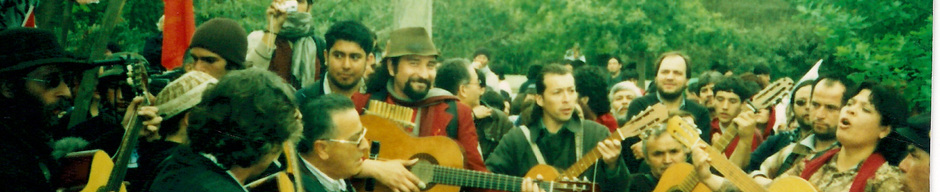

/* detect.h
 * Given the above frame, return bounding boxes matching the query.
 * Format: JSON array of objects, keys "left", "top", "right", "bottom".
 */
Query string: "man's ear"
[
  {"left": 386, "top": 59, "right": 395, "bottom": 76},
  {"left": 367, "top": 53, "right": 375, "bottom": 68},
  {"left": 314, "top": 140, "right": 330, "bottom": 160},
  {"left": 579, "top": 97, "right": 589, "bottom": 105},
  {"left": 1, "top": 80, "right": 13, "bottom": 98},
  {"left": 458, "top": 84, "right": 469, "bottom": 98},
  {"left": 535, "top": 94, "right": 544, "bottom": 107},
  {"left": 323, "top": 50, "right": 330, "bottom": 67}
]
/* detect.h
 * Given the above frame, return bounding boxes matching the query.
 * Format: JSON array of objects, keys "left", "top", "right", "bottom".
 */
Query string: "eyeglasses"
[
  {"left": 23, "top": 72, "right": 71, "bottom": 89},
  {"left": 325, "top": 128, "right": 367, "bottom": 146}
]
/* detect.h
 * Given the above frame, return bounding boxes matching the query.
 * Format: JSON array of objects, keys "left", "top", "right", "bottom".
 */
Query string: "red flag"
[
  {"left": 22, "top": 5, "right": 35, "bottom": 28},
  {"left": 162, "top": 0, "right": 195, "bottom": 70}
]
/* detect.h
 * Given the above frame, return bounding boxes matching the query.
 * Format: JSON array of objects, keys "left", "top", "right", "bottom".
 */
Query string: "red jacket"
[
  {"left": 351, "top": 92, "right": 488, "bottom": 173},
  {"left": 710, "top": 118, "right": 764, "bottom": 158}
]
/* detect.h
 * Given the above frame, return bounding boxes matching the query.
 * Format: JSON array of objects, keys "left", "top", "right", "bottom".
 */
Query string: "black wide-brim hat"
[
  {"left": 0, "top": 28, "right": 91, "bottom": 74},
  {"left": 896, "top": 113, "right": 930, "bottom": 152}
]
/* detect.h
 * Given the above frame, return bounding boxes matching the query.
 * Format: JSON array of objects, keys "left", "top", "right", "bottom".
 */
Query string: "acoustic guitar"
[
  {"left": 665, "top": 116, "right": 818, "bottom": 192},
  {"left": 555, "top": 103, "right": 668, "bottom": 179},
  {"left": 54, "top": 53, "right": 152, "bottom": 192},
  {"left": 653, "top": 77, "right": 795, "bottom": 192},
  {"left": 357, "top": 113, "right": 598, "bottom": 192},
  {"left": 710, "top": 77, "right": 794, "bottom": 152},
  {"left": 653, "top": 163, "right": 710, "bottom": 192},
  {"left": 246, "top": 142, "right": 305, "bottom": 192},
  {"left": 523, "top": 104, "right": 668, "bottom": 181}
]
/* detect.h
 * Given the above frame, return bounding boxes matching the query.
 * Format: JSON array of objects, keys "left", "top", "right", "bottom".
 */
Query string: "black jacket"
[
  {"left": 149, "top": 147, "right": 245, "bottom": 192},
  {"left": 297, "top": 157, "right": 357, "bottom": 192},
  {"left": 0, "top": 121, "right": 57, "bottom": 192},
  {"left": 474, "top": 107, "right": 514, "bottom": 160},
  {"left": 296, "top": 79, "right": 327, "bottom": 105}
]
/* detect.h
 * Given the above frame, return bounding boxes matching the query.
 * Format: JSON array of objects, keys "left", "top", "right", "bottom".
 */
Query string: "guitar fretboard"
[
  {"left": 560, "top": 104, "right": 667, "bottom": 178},
  {"left": 412, "top": 163, "right": 593, "bottom": 192}
]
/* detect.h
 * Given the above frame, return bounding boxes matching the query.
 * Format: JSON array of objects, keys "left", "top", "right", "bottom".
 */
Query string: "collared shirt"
[
  {"left": 655, "top": 91, "right": 688, "bottom": 109},
  {"left": 794, "top": 135, "right": 838, "bottom": 156},
  {"left": 199, "top": 153, "right": 250, "bottom": 192},
  {"left": 749, "top": 135, "right": 840, "bottom": 179},
  {"left": 528, "top": 119, "right": 583, "bottom": 170},
  {"left": 301, "top": 157, "right": 348, "bottom": 192}
]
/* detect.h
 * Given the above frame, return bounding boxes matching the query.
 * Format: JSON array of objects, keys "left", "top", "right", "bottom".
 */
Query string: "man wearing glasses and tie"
[{"left": 296, "top": 94, "right": 377, "bottom": 192}]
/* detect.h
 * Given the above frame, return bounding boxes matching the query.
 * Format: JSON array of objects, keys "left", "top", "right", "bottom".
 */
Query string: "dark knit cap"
[
  {"left": 189, "top": 18, "right": 247, "bottom": 68},
  {"left": 0, "top": 28, "right": 89, "bottom": 74}
]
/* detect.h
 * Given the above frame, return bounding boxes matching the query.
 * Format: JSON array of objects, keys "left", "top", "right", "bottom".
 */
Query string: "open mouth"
[{"left": 839, "top": 118, "right": 851, "bottom": 128}]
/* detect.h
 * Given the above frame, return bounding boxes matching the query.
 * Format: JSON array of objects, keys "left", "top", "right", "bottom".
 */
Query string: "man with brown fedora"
[
  {"left": 0, "top": 28, "right": 161, "bottom": 191},
  {"left": 352, "top": 27, "right": 489, "bottom": 185}
]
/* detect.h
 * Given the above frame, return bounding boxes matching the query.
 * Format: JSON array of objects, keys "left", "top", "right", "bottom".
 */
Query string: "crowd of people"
[{"left": 0, "top": 1, "right": 931, "bottom": 192}]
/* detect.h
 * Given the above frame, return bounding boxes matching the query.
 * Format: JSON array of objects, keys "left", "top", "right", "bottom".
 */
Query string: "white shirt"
[{"left": 301, "top": 157, "right": 348, "bottom": 192}]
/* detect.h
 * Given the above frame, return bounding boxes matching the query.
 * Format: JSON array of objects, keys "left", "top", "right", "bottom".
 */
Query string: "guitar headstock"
[
  {"left": 118, "top": 53, "right": 151, "bottom": 99},
  {"left": 664, "top": 116, "right": 702, "bottom": 149},
  {"left": 618, "top": 103, "right": 669, "bottom": 140},
  {"left": 746, "top": 78, "right": 794, "bottom": 112},
  {"left": 541, "top": 177, "right": 599, "bottom": 192}
]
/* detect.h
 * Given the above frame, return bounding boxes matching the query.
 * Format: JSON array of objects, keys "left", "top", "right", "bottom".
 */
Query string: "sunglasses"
[{"left": 23, "top": 72, "right": 73, "bottom": 89}]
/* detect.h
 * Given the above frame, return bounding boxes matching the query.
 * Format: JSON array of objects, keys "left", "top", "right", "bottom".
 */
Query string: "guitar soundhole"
[{"left": 411, "top": 153, "right": 438, "bottom": 190}]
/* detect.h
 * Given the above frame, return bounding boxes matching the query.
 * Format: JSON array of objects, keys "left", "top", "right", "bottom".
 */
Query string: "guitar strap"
[
  {"left": 518, "top": 125, "right": 547, "bottom": 164},
  {"left": 800, "top": 148, "right": 886, "bottom": 192},
  {"left": 518, "top": 124, "right": 583, "bottom": 165}
]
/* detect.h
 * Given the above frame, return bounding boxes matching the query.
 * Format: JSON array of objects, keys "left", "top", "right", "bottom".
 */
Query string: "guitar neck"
[
  {"left": 418, "top": 164, "right": 523, "bottom": 191},
  {"left": 560, "top": 135, "right": 618, "bottom": 177},
  {"left": 103, "top": 98, "right": 150, "bottom": 191},
  {"left": 103, "top": 115, "right": 143, "bottom": 191},
  {"left": 416, "top": 164, "right": 585, "bottom": 192},
  {"left": 711, "top": 124, "right": 739, "bottom": 152},
  {"left": 696, "top": 140, "right": 767, "bottom": 192},
  {"left": 560, "top": 120, "right": 639, "bottom": 177}
]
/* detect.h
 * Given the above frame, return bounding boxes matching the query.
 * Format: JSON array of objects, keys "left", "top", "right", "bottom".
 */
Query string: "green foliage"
[
  {"left": 57, "top": 0, "right": 930, "bottom": 112},
  {"left": 792, "top": 0, "right": 932, "bottom": 113}
]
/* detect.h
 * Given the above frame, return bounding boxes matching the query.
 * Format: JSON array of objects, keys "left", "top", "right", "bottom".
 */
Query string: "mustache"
[{"left": 407, "top": 78, "right": 430, "bottom": 86}]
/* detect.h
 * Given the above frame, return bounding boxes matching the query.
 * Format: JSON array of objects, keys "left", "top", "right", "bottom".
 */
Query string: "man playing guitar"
[{"left": 485, "top": 64, "right": 629, "bottom": 192}]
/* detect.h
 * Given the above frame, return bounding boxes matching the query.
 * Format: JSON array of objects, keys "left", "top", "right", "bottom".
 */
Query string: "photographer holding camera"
[{"left": 246, "top": 0, "right": 326, "bottom": 89}]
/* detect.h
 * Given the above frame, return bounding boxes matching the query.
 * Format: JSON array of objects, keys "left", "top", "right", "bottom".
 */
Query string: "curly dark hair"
[
  {"left": 573, "top": 65, "right": 611, "bottom": 115},
  {"left": 186, "top": 68, "right": 301, "bottom": 169},
  {"left": 845, "top": 81, "right": 909, "bottom": 165}
]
